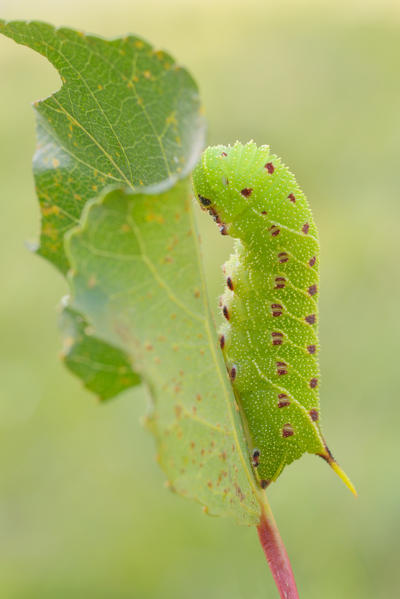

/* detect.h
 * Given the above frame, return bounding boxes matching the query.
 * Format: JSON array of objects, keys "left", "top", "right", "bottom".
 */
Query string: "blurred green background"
[{"left": 0, "top": 0, "right": 399, "bottom": 597}]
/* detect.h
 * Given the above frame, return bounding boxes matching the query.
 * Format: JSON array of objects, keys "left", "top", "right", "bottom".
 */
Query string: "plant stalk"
[{"left": 256, "top": 492, "right": 299, "bottom": 599}]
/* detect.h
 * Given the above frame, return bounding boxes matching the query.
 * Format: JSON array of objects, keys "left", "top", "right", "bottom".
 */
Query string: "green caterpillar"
[{"left": 193, "top": 141, "right": 355, "bottom": 492}]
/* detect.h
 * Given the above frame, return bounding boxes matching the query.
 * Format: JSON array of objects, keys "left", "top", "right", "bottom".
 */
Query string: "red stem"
[{"left": 257, "top": 496, "right": 299, "bottom": 599}]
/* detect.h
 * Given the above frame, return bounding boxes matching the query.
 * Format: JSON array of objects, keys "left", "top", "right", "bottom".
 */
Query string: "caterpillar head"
[{"left": 192, "top": 141, "right": 290, "bottom": 235}]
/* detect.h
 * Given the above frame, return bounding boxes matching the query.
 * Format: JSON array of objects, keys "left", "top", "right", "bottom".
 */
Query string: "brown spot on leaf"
[
  {"left": 288, "top": 193, "right": 296, "bottom": 203},
  {"left": 307, "top": 344, "right": 316, "bottom": 354},
  {"left": 265, "top": 162, "right": 274, "bottom": 174},
  {"left": 305, "top": 314, "right": 316, "bottom": 325},
  {"left": 227, "top": 276, "right": 234, "bottom": 291},
  {"left": 220, "top": 335, "right": 225, "bottom": 349},
  {"left": 230, "top": 366, "right": 237, "bottom": 381},
  {"left": 309, "top": 256, "right": 316, "bottom": 267},
  {"left": 223, "top": 306, "right": 229, "bottom": 320},
  {"left": 302, "top": 222, "right": 310, "bottom": 234},
  {"left": 234, "top": 483, "right": 245, "bottom": 501},
  {"left": 310, "top": 378, "right": 318, "bottom": 389},
  {"left": 309, "top": 409, "right": 319, "bottom": 421},
  {"left": 241, "top": 188, "right": 253, "bottom": 197}
]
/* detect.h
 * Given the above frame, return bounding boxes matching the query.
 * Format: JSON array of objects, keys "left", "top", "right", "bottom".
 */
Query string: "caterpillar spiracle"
[{"left": 192, "top": 141, "right": 355, "bottom": 493}]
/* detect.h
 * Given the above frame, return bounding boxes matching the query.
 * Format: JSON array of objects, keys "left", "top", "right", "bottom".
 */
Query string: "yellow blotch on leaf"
[
  {"left": 145, "top": 212, "right": 164, "bottom": 224},
  {"left": 166, "top": 112, "right": 178, "bottom": 126},
  {"left": 42, "top": 223, "right": 58, "bottom": 240},
  {"left": 41, "top": 204, "right": 60, "bottom": 216}
]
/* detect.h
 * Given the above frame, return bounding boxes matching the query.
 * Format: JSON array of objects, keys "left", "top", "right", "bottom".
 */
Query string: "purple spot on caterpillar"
[
  {"left": 278, "top": 394, "right": 291, "bottom": 408},
  {"left": 261, "top": 210, "right": 267, "bottom": 215},
  {"left": 288, "top": 193, "right": 296, "bottom": 203},
  {"left": 308, "top": 284, "right": 317, "bottom": 296},
  {"left": 270, "top": 226, "right": 280, "bottom": 237},
  {"left": 307, "top": 344, "right": 316, "bottom": 354},
  {"left": 230, "top": 366, "right": 237, "bottom": 381},
  {"left": 208, "top": 207, "right": 221, "bottom": 224},
  {"left": 265, "top": 162, "right": 274, "bottom": 174},
  {"left": 302, "top": 222, "right": 310, "bottom": 234},
  {"left": 260, "top": 479, "right": 271, "bottom": 489},
  {"left": 220, "top": 335, "right": 225, "bottom": 349},
  {"left": 227, "top": 277, "right": 234, "bottom": 291},
  {"left": 252, "top": 449, "right": 260, "bottom": 467},
  {"left": 276, "top": 361, "right": 288, "bottom": 376},
  {"left": 241, "top": 188, "right": 253, "bottom": 197},
  {"left": 271, "top": 303, "right": 283, "bottom": 317},
  {"left": 309, "top": 378, "right": 318, "bottom": 389},
  {"left": 305, "top": 314, "right": 316, "bottom": 325},
  {"left": 309, "top": 409, "right": 319, "bottom": 421},
  {"left": 272, "top": 331, "right": 284, "bottom": 345},
  {"left": 274, "top": 276, "right": 286, "bottom": 289},
  {"left": 198, "top": 195, "right": 212, "bottom": 206},
  {"left": 221, "top": 152, "right": 227, "bottom": 157},
  {"left": 278, "top": 252, "right": 289, "bottom": 263},
  {"left": 282, "top": 423, "right": 294, "bottom": 438},
  {"left": 309, "top": 256, "right": 316, "bottom": 267},
  {"left": 223, "top": 306, "right": 229, "bottom": 320}
]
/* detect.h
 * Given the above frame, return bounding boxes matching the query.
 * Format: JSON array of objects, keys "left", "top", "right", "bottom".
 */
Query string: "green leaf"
[
  {"left": 0, "top": 19, "right": 205, "bottom": 273},
  {"left": 59, "top": 305, "right": 141, "bottom": 401},
  {"left": 65, "top": 178, "right": 261, "bottom": 524},
  {"left": 0, "top": 20, "right": 205, "bottom": 405}
]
